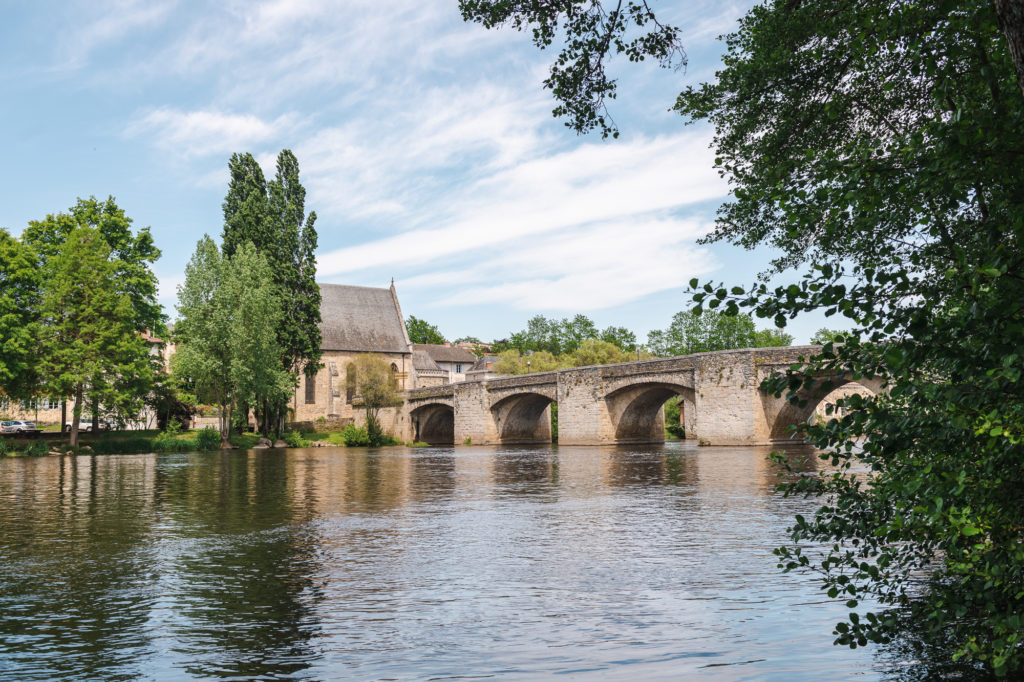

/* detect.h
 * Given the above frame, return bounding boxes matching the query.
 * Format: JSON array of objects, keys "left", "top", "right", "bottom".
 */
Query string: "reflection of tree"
[
  {"left": 0, "top": 455, "right": 160, "bottom": 680},
  {"left": 158, "top": 451, "right": 324, "bottom": 679}
]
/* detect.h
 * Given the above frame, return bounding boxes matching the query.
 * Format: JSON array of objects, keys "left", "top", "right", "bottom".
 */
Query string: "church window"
[
  {"left": 305, "top": 372, "right": 316, "bottom": 404},
  {"left": 346, "top": 363, "right": 357, "bottom": 403}
]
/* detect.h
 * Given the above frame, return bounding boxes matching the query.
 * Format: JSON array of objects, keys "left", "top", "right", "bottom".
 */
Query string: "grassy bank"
[{"left": 0, "top": 425, "right": 430, "bottom": 457}]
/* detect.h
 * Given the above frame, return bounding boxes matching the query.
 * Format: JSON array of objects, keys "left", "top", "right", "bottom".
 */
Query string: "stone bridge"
[{"left": 403, "top": 346, "right": 882, "bottom": 446}]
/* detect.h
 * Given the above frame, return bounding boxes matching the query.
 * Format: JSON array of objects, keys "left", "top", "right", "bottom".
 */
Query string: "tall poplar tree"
[{"left": 221, "top": 150, "right": 321, "bottom": 434}]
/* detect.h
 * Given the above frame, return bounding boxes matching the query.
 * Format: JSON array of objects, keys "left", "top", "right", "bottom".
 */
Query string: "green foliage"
[
  {"left": 599, "top": 325, "right": 637, "bottom": 352},
  {"left": 462, "top": 436, "right": 472, "bottom": 446},
  {"left": 678, "top": 0, "right": 1024, "bottom": 674},
  {"left": 664, "top": 395, "right": 684, "bottom": 439},
  {"left": 23, "top": 440, "right": 49, "bottom": 457},
  {"left": 570, "top": 339, "right": 633, "bottom": 367},
  {"left": 810, "top": 328, "right": 847, "bottom": 345},
  {"left": 221, "top": 150, "right": 322, "bottom": 434},
  {"left": 23, "top": 196, "right": 164, "bottom": 335},
  {"left": 341, "top": 424, "right": 370, "bottom": 446},
  {"left": 36, "top": 226, "right": 154, "bottom": 446},
  {"left": 194, "top": 427, "right": 221, "bottom": 451},
  {"left": 406, "top": 316, "right": 446, "bottom": 344},
  {"left": 0, "top": 437, "right": 9, "bottom": 457},
  {"left": 174, "top": 237, "right": 292, "bottom": 445},
  {"left": 459, "top": 0, "right": 685, "bottom": 138},
  {"left": 646, "top": 310, "right": 792, "bottom": 357},
  {"left": 282, "top": 430, "right": 309, "bottom": 448},
  {"left": 0, "top": 230, "right": 41, "bottom": 400},
  {"left": 494, "top": 349, "right": 566, "bottom": 375}
]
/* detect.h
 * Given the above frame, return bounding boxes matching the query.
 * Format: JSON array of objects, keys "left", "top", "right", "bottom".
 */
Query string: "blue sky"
[{"left": 1, "top": 0, "right": 841, "bottom": 344}]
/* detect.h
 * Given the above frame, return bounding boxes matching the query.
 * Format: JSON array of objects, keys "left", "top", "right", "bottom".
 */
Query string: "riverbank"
[{"left": 0, "top": 427, "right": 430, "bottom": 457}]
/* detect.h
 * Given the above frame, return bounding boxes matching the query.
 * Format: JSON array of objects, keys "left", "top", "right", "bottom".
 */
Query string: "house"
[{"left": 410, "top": 343, "right": 479, "bottom": 383}]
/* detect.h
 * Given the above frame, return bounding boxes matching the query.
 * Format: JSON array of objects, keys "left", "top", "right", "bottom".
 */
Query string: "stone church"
[{"left": 290, "top": 282, "right": 445, "bottom": 432}]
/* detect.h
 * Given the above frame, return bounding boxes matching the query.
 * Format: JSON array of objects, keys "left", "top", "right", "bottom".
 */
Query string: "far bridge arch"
[
  {"left": 490, "top": 392, "right": 554, "bottom": 444},
  {"left": 410, "top": 402, "right": 455, "bottom": 445},
  {"left": 762, "top": 374, "right": 884, "bottom": 441},
  {"left": 605, "top": 382, "right": 697, "bottom": 444}
]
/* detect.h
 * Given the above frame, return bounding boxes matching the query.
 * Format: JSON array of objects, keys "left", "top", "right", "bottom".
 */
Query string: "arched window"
[
  {"left": 346, "top": 363, "right": 357, "bottom": 403},
  {"left": 304, "top": 371, "right": 316, "bottom": 404}
]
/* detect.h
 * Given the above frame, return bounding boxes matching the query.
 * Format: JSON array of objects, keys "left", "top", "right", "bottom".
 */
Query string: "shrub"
[
  {"left": 24, "top": 440, "right": 49, "bottom": 457},
  {"left": 666, "top": 424, "right": 685, "bottom": 439},
  {"left": 340, "top": 424, "right": 370, "bottom": 446},
  {"left": 0, "top": 438, "right": 9, "bottom": 457},
  {"left": 282, "top": 430, "right": 309, "bottom": 448},
  {"left": 194, "top": 427, "right": 221, "bottom": 451}
]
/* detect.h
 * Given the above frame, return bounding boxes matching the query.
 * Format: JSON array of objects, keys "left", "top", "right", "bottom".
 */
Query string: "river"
[{"left": 0, "top": 442, "right": 948, "bottom": 680}]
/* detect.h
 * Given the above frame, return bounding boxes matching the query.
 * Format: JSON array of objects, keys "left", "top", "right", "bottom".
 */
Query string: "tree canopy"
[
  {"left": 406, "top": 316, "right": 446, "bottom": 345},
  {"left": 459, "top": 0, "right": 685, "bottom": 138},
  {"left": 646, "top": 310, "right": 792, "bottom": 357},
  {"left": 676, "top": 0, "right": 1024, "bottom": 675}
]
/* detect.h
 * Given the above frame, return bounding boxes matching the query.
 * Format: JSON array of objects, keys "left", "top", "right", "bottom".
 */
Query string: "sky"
[{"left": 0, "top": 0, "right": 842, "bottom": 345}]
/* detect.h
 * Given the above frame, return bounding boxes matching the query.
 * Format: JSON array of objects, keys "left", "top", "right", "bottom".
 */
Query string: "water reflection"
[{"left": 0, "top": 443, "right": 964, "bottom": 679}]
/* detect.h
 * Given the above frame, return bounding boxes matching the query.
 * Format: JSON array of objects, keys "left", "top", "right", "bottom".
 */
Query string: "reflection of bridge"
[{"left": 403, "top": 346, "right": 883, "bottom": 446}]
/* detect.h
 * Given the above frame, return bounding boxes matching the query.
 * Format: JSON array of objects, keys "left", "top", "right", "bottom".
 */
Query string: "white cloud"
[
  {"left": 125, "top": 108, "right": 298, "bottom": 158},
  {"left": 315, "top": 131, "right": 724, "bottom": 278},
  {"left": 411, "top": 218, "right": 719, "bottom": 311}
]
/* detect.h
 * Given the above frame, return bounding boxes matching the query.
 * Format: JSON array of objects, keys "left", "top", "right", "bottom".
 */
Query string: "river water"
[{"left": 0, "top": 443, "right": 930, "bottom": 680}]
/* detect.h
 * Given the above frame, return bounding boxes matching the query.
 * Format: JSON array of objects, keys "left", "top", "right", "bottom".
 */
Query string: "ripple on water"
[{"left": 0, "top": 443, "right": 915, "bottom": 680}]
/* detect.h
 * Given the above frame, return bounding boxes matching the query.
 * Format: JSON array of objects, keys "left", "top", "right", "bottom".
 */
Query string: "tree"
[
  {"left": 646, "top": 310, "right": 791, "bottom": 357},
  {"left": 23, "top": 196, "right": 163, "bottom": 334},
  {"left": 810, "top": 328, "right": 846, "bottom": 345},
  {"left": 493, "top": 349, "right": 566, "bottom": 375},
  {"left": 351, "top": 354, "right": 402, "bottom": 446},
  {"left": 599, "top": 325, "right": 637, "bottom": 352},
  {"left": 36, "top": 227, "right": 152, "bottom": 447},
  {"left": 221, "top": 150, "right": 322, "bottom": 434},
  {"left": 174, "top": 237, "right": 292, "bottom": 446},
  {"left": 406, "top": 316, "right": 446, "bottom": 345},
  {"left": 570, "top": 339, "right": 631, "bottom": 367},
  {"left": 675, "top": 1, "right": 1024, "bottom": 675},
  {"left": 0, "top": 230, "right": 41, "bottom": 401},
  {"left": 459, "top": 0, "right": 685, "bottom": 138}
]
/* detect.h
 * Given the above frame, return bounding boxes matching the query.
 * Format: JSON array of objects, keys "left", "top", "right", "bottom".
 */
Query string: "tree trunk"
[
  {"left": 995, "top": 0, "right": 1024, "bottom": 99},
  {"left": 70, "top": 386, "right": 83, "bottom": 448},
  {"left": 219, "top": 400, "right": 230, "bottom": 448},
  {"left": 61, "top": 398, "right": 67, "bottom": 434},
  {"left": 91, "top": 394, "right": 99, "bottom": 432}
]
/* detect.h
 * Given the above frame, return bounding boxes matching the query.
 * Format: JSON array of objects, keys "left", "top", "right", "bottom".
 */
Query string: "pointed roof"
[{"left": 318, "top": 283, "right": 411, "bottom": 353}]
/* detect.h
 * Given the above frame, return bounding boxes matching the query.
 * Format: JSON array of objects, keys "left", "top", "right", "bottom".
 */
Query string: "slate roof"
[
  {"left": 412, "top": 343, "right": 478, "bottom": 364},
  {"left": 319, "top": 284, "right": 411, "bottom": 353},
  {"left": 412, "top": 349, "right": 441, "bottom": 371},
  {"left": 471, "top": 355, "right": 499, "bottom": 371}
]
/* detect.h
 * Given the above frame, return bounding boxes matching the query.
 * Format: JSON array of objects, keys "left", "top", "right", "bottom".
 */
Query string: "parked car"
[
  {"left": 2, "top": 420, "right": 38, "bottom": 434},
  {"left": 64, "top": 420, "right": 113, "bottom": 432}
]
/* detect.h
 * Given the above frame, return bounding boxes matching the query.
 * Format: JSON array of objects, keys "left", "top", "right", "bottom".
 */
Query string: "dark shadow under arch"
[
  {"left": 606, "top": 382, "right": 697, "bottom": 444},
  {"left": 410, "top": 403, "right": 455, "bottom": 445},
  {"left": 491, "top": 392, "right": 554, "bottom": 444}
]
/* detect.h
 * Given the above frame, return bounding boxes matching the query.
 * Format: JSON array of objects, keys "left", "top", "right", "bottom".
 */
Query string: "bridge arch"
[
  {"left": 491, "top": 392, "right": 554, "bottom": 444},
  {"left": 605, "top": 382, "right": 697, "bottom": 444},
  {"left": 763, "top": 375, "right": 883, "bottom": 441},
  {"left": 410, "top": 402, "right": 455, "bottom": 445}
]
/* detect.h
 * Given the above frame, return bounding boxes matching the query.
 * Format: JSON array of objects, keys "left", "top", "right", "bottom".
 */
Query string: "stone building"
[
  {"left": 410, "top": 343, "right": 478, "bottom": 383},
  {"left": 291, "top": 283, "right": 419, "bottom": 433}
]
